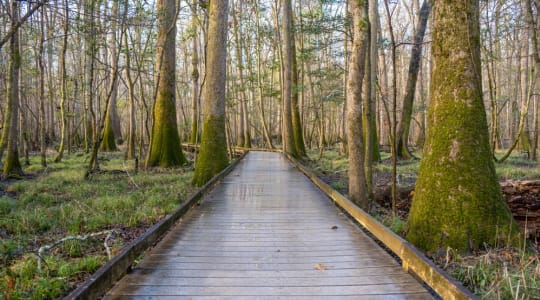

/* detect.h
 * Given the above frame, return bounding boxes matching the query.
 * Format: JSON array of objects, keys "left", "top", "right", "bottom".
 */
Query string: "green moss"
[
  {"left": 192, "top": 116, "right": 229, "bottom": 186},
  {"left": 4, "top": 148, "right": 23, "bottom": 178},
  {"left": 406, "top": 0, "right": 519, "bottom": 252},
  {"left": 101, "top": 111, "right": 117, "bottom": 151},
  {"left": 146, "top": 89, "right": 187, "bottom": 167}
]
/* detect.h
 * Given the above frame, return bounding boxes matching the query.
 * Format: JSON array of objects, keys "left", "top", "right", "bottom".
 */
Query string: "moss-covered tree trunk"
[
  {"left": 3, "top": 0, "right": 23, "bottom": 178},
  {"left": 407, "top": 0, "right": 519, "bottom": 252},
  {"left": 145, "top": 0, "right": 187, "bottom": 168},
  {"left": 291, "top": 20, "right": 306, "bottom": 157},
  {"left": 192, "top": 0, "right": 229, "bottom": 186},
  {"left": 281, "top": 0, "right": 298, "bottom": 158},
  {"left": 346, "top": 0, "right": 369, "bottom": 210}
]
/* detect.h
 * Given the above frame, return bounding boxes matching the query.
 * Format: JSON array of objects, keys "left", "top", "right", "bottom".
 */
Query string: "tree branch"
[{"left": 0, "top": 0, "right": 49, "bottom": 50}]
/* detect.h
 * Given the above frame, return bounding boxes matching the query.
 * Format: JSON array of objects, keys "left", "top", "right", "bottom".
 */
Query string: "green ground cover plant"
[{"left": 0, "top": 152, "right": 194, "bottom": 299}]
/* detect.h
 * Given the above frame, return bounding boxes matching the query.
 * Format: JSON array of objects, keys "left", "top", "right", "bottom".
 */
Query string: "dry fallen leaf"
[
  {"left": 314, "top": 263, "right": 331, "bottom": 270},
  {"left": 330, "top": 225, "right": 338, "bottom": 230}
]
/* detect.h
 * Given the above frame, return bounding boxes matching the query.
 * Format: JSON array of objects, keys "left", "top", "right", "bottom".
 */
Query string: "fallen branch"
[
  {"left": 37, "top": 230, "right": 116, "bottom": 273},
  {"left": 122, "top": 161, "right": 140, "bottom": 189}
]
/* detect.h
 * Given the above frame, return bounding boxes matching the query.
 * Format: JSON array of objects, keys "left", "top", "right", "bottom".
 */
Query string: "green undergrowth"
[
  {"left": 307, "top": 147, "right": 540, "bottom": 298},
  {"left": 446, "top": 248, "right": 539, "bottom": 299},
  {"left": 308, "top": 148, "right": 540, "bottom": 188},
  {"left": 0, "top": 152, "right": 195, "bottom": 299}
]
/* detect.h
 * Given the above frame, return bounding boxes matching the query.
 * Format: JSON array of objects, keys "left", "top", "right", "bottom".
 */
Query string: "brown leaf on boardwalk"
[
  {"left": 331, "top": 225, "right": 338, "bottom": 230},
  {"left": 314, "top": 263, "right": 331, "bottom": 270}
]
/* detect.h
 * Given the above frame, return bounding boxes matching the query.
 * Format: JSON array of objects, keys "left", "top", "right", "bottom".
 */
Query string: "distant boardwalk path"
[{"left": 105, "top": 151, "right": 432, "bottom": 299}]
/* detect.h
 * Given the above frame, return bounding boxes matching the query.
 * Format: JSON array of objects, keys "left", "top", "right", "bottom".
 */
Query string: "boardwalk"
[{"left": 105, "top": 152, "right": 432, "bottom": 299}]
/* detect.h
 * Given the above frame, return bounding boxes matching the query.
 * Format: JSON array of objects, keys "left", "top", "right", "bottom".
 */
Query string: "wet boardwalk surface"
[{"left": 105, "top": 152, "right": 432, "bottom": 299}]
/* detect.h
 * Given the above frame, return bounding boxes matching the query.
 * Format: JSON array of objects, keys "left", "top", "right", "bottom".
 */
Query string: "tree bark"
[
  {"left": 2, "top": 0, "right": 23, "bottom": 177},
  {"left": 407, "top": 0, "right": 519, "bottom": 252},
  {"left": 145, "top": 0, "right": 187, "bottom": 167},
  {"left": 347, "top": 0, "right": 369, "bottom": 210},
  {"left": 291, "top": 16, "right": 306, "bottom": 157},
  {"left": 281, "top": 0, "right": 298, "bottom": 158},
  {"left": 192, "top": 0, "right": 230, "bottom": 186}
]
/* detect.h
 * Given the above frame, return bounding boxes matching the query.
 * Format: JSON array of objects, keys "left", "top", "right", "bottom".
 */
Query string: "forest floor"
[
  {"left": 0, "top": 151, "right": 196, "bottom": 299},
  {"left": 306, "top": 148, "right": 540, "bottom": 298},
  {"left": 2, "top": 148, "right": 539, "bottom": 299}
]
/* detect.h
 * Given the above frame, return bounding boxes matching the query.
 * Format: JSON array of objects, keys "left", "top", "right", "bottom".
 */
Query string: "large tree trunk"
[
  {"left": 2, "top": 0, "right": 23, "bottom": 177},
  {"left": 407, "top": 0, "right": 519, "bottom": 252},
  {"left": 145, "top": 0, "right": 187, "bottom": 167},
  {"left": 347, "top": 0, "right": 369, "bottom": 210},
  {"left": 396, "top": 0, "right": 431, "bottom": 159},
  {"left": 281, "top": 0, "right": 298, "bottom": 158},
  {"left": 192, "top": 0, "right": 229, "bottom": 186}
]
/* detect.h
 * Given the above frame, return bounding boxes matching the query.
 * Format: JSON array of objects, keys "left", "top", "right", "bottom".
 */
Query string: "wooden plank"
[
  {"left": 105, "top": 294, "right": 433, "bottom": 300},
  {"left": 106, "top": 284, "right": 429, "bottom": 296},
  {"left": 115, "top": 274, "right": 421, "bottom": 286},
  {"left": 139, "top": 254, "right": 399, "bottom": 264},
  {"left": 126, "top": 267, "right": 415, "bottom": 278},
  {"left": 287, "top": 153, "right": 477, "bottom": 300}
]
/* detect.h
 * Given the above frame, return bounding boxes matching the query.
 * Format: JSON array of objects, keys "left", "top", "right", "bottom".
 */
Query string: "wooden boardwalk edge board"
[
  {"left": 285, "top": 153, "right": 477, "bottom": 300},
  {"left": 64, "top": 151, "right": 248, "bottom": 300}
]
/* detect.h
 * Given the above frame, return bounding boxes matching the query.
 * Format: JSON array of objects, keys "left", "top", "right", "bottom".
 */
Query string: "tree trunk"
[
  {"left": 192, "top": 0, "right": 229, "bottom": 186},
  {"left": 396, "top": 0, "right": 431, "bottom": 159},
  {"left": 291, "top": 17, "right": 306, "bottom": 157},
  {"left": 232, "top": 0, "right": 248, "bottom": 148},
  {"left": 347, "top": 0, "right": 369, "bottom": 210},
  {"left": 83, "top": 0, "right": 96, "bottom": 153},
  {"left": 281, "top": 0, "right": 298, "bottom": 158},
  {"left": 145, "top": 0, "right": 187, "bottom": 167},
  {"left": 54, "top": 0, "right": 69, "bottom": 163},
  {"left": 190, "top": 0, "right": 200, "bottom": 145},
  {"left": 2, "top": 0, "right": 23, "bottom": 177},
  {"left": 407, "top": 0, "right": 519, "bottom": 252},
  {"left": 39, "top": 5, "right": 47, "bottom": 167}
]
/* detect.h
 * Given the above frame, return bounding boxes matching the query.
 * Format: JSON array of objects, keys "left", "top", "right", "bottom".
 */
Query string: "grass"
[
  {"left": 307, "top": 146, "right": 540, "bottom": 298},
  {"left": 0, "top": 152, "right": 195, "bottom": 299},
  {"left": 447, "top": 248, "right": 540, "bottom": 298}
]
